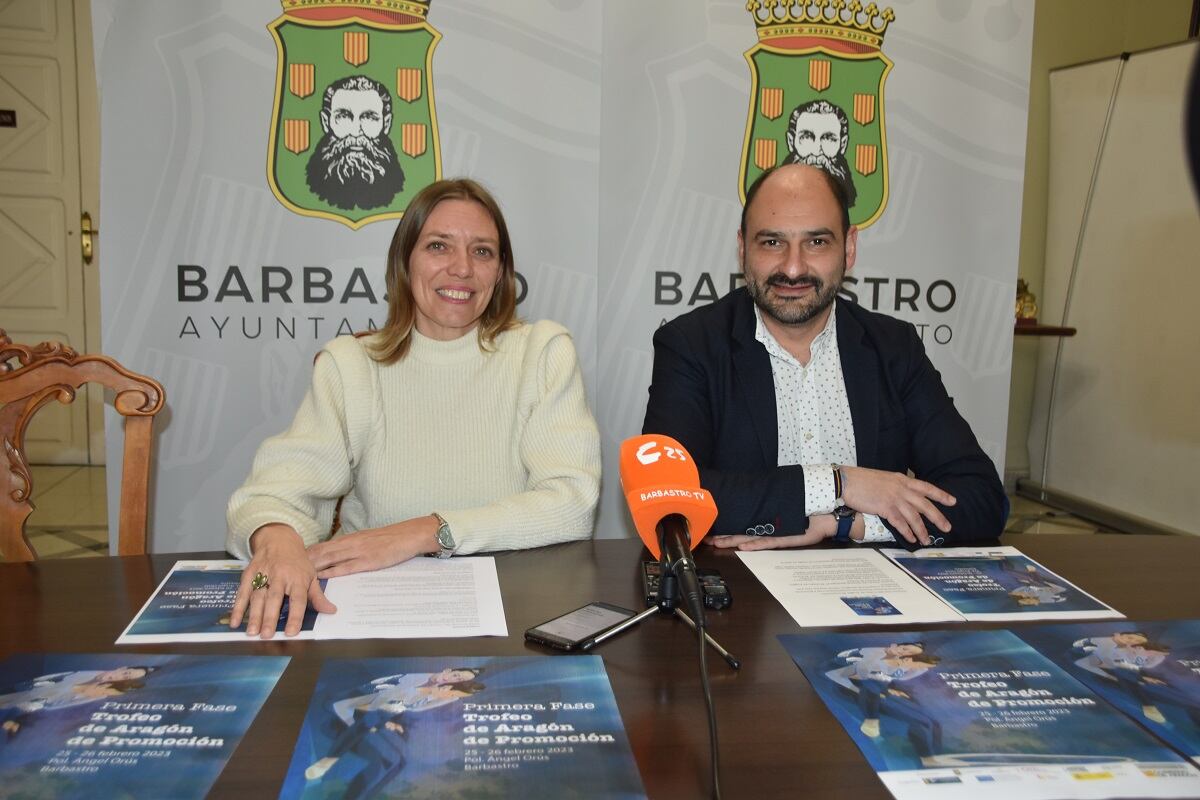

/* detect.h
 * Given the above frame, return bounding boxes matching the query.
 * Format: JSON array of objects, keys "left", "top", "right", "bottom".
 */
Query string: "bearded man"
[
  {"left": 642, "top": 164, "right": 1006, "bottom": 550},
  {"left": 306, "top": 75, "right": 405, "bottom": 211},
  {"left": 786, "top": 99, "right": 858, "bottom": 209}
]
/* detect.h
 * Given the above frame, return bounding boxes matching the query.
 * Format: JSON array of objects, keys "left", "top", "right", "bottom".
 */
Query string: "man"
[
  {"left": 306, "top": 75, "right": 405, "bottom": 211},
  {"left": 642, "top": 163, "right": 1006, "bottom": 549},
  {"left": 786, "top": 99, "right": 857, "bottom": 209}
]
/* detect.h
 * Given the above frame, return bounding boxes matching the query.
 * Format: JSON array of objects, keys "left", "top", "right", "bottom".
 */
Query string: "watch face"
[
  {"left": 436, "top": 524, "right": 455, "bottom": 551},
  {"left": 833, "top": 506, "right": 855, "bottom": 519}
]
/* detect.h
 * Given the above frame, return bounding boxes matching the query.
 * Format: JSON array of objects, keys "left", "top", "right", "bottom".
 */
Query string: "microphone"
[{"left": 619, "top": 435, "right": 717, "bottom": 627}]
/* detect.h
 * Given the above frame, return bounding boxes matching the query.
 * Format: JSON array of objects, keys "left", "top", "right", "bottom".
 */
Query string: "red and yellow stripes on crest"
[
  {"left": 855, "top": 144, "right": 877, "bottom": 176},
  {"left": 401, "top": 123, "right": 427, "bottom": 157},
  {"left": 853, "top": 93, "right": 875, "bottom": 125},
  {"left": 397, "top": 68, "right": 422, "bottom": 102},
  {"left": 808, "top": 59, "right": 830, "bottom": 92},
  {"left": 284, "top": 119, "right": 310, "bottom": 154},
  {"left": 754, "top": 138, "right": 777, "bottom": 171},
  {"left": 289, "top": 63, "right": 314, "bottom": 99},
  {"left": 760, "top": 87, "right": 783, "bottom": 121},
  {"left": 343, "top": 31, "right": 369, "bottom": 66}
]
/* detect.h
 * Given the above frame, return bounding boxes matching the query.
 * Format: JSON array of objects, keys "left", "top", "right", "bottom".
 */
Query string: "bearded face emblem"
[
  {"left": 786, "top": 99, "right": 857, "bottom": 209},
  {"left": 305, "top": 75, "right": 405, "bottom": 211}
]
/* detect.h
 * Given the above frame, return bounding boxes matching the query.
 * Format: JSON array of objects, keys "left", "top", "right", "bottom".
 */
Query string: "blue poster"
[
  {"left": 1019, "top": 621, "right": 1200, "bottom": 764},
  {"left": 279, "top": 656, "right": 645, "bottom": 799},
  {"left": 118, "top": 561, "right": 321, "bottom": 643},
  {"left": 883, "top": 547, "right": 1121, "bottom": 620},
  {"left": 780, "top": 630, "right": 1200, "bottom": 799},
  {"left": 0, "top": 652, "right": 288, "bottom": 799}
]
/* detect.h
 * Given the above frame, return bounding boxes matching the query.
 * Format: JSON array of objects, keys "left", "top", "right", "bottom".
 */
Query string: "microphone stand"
[
  {"left": 582, "top": 549, "right": 737, "bottom": 799},
  {"left": 578, "top": 556, "right": 740, "bottom": 670}
]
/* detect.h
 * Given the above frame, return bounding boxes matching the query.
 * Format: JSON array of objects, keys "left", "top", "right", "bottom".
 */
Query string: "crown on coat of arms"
[
  {"left": 281, "top": 0, "right": 430, "bottom": 21},
  {"left": 746, "top": 0, "right": 893, "bottom": 50}
]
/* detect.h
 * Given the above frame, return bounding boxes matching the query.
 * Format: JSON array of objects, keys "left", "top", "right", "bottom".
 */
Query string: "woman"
[
  {"left": 305, "top": 668, "right": 486, "bottom": 796},
  {"left": 1, "top": 666, "right": 156, "bottom": 737},
  {"left": 226, "top": 179, "right": 601, "bottom": 638},
  {"left": 826, "top": 643, "right": 943, "bottom": 764},
  {"left": 1074, "top": 632, "right": 1200, "bottom": 726},
  {"left": 328, "top": 667, "right": 486, "bottom": 726}
]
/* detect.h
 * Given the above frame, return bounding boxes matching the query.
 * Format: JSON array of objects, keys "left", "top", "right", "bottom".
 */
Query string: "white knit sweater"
[{"left": 225, "top": 320, "right": 601, "bottom": 559}]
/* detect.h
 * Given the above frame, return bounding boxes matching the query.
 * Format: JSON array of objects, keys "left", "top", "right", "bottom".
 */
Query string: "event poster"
[
  {"left": 0, "top": 653, "right": 288, "bottom": 799},
  {"left": 278, "top": 656, "right": 645, "bottom": 799},
  {"left": 781, "top": 630, "right": 1200, "bottom": 800},
  {"left": 117, "top": 561, "right": 320, "bottom": 643},
  {"left": 1019, "top": 621, "right": 1200, "bottom": 765},
  {"left": 118, "top": 558, "right": 508, "bottom": 643},
  {"left": 882, "top": 547, "right": 1122, "bottom": 621}
]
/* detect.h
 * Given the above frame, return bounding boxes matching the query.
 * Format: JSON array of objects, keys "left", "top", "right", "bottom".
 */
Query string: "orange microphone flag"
[{"left": 619, "top": 434, "right": 717, "bottom": 559}]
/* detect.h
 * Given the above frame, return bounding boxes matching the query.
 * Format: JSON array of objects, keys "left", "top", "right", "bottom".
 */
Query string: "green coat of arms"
[
  {"left": 267, "top": 0, "right": 441, "bottom": 229},
  {"left": 740, "top": 1, "right": 894, "bottom": 229}
]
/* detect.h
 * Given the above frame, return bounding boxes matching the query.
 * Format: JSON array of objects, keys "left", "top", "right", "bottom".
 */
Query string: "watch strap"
[{"left": 833, "top": 507, "right": 855, "bottom": 543}]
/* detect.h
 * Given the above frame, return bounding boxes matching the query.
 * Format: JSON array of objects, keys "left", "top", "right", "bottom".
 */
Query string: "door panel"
[{"left": 0, "top": 0, "right": 87, "bottom": 463}]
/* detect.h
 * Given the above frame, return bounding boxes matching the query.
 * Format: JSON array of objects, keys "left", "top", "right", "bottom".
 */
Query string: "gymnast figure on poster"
[
  {"left": 979, "top": 558, "right": 1069, "bottom": 606},
  {"left": 825, "top": 643, "right": 944, "bottom": 766},
  {"left": 0, "top": 666, "right": 156, "bottom": 738},
  {"left": 1074, "top": 632, "right": 1200, "bottom": 726},
  {"left": 304, "top": 668, "right": 486, "bottom": 799}
]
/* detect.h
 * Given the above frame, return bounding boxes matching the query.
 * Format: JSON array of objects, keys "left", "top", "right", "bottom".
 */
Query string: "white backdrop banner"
[{"left": 93, "top": 1, "right": 1032, "bottom": 552}]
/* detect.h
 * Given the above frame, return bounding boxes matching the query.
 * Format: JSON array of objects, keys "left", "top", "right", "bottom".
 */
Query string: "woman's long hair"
[{"left": 369, "top": 178, "right": 519, "bottom": 363}]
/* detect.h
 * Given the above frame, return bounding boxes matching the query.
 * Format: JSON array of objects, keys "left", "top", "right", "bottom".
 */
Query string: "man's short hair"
[
  {"left": 741, "top": 164, "right": 851, "bottom": 238},
  {"left": 320, "top": 74, "right": 392, "bottom": 126}
]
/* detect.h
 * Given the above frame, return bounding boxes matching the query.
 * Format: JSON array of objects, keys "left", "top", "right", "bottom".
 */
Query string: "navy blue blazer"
[{"left": 643, "top": 288, "right": 1006, "bottom": 542}]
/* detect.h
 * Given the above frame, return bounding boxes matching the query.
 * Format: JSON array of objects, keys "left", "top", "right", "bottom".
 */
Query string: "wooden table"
[{"left": 3, "top": 533, "right": 1199, "bottom": 798}]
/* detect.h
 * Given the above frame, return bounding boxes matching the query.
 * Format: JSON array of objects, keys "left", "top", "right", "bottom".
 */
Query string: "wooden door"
[{"left": 0, "top": 0, "right": 92, "bottom": 463}]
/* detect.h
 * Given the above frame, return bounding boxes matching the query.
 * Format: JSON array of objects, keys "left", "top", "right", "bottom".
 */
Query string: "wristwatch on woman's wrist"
[{"left": 430, "top": 513, "right": 457, "bottom": 558}]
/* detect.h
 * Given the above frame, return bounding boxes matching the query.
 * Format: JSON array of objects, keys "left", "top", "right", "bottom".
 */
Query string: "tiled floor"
[
  {"left": 14, "top": 465, "right": 1107, "bottom": 560},
  {"left": 22, "top": 465, "right": 110, "bottom": 558},
  {"left": 1003, "top": 492, "right": 1114, "bottom": 536}
]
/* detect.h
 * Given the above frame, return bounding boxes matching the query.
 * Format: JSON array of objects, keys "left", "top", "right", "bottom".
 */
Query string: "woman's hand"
[
  {"left": 307, "top": 515, "right": 440, "bottom": 578},
  {"left": 229, "top": 524, "right": 337, "bottom": 639}
]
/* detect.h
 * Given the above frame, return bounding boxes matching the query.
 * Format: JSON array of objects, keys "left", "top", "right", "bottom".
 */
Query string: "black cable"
[{"left": 697, "top": 620, "right": 721, "bottom": 800}]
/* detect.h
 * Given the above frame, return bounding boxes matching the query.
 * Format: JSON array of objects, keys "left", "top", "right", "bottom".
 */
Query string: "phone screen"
[{"left": 526, "top": 603, "right": 634, "bottom": 649}]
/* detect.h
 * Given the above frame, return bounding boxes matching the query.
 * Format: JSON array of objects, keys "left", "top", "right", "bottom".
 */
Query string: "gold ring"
[{"left": 251, "top": 571, "right": 269, "bottom": 591}]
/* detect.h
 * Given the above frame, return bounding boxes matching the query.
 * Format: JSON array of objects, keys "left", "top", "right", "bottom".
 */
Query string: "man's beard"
[
  {"left": 306, "top": 132, "right": 405, "bottom": 211},
  {"left": 744, "top": 261, "right": 844, "bottom": 327},
  {"left": 788, "top": 151, "right": 858, "bottom": 208}
]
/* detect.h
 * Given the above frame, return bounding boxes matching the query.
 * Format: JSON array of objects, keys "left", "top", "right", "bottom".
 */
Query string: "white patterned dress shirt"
[{"left": 754, "top": 302, "right": 892, "bottom": 542}]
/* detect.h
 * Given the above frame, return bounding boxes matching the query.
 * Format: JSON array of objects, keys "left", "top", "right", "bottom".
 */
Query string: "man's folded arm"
[
  {"left": 696, "top": 465, "right": 811, "bottom": 535},
  {"left": 644, "top": 322, "right": 812, "bottom": 535},
  {"left": 889, "top": 325, "right": 1008, "bottom": 543}
]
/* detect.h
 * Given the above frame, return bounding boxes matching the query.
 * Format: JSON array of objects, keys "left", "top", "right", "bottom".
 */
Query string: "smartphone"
[
  {"left": 524, "top": 602, "right": 636, "bottom": 651},
  {"left": 642, "top": 561, "right": 733, "bottom": 610}
]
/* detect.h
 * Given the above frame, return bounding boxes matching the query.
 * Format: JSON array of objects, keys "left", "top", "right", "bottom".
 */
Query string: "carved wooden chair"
[{"left": 0, "top": 329, "right": 165, "bottom": 560}]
